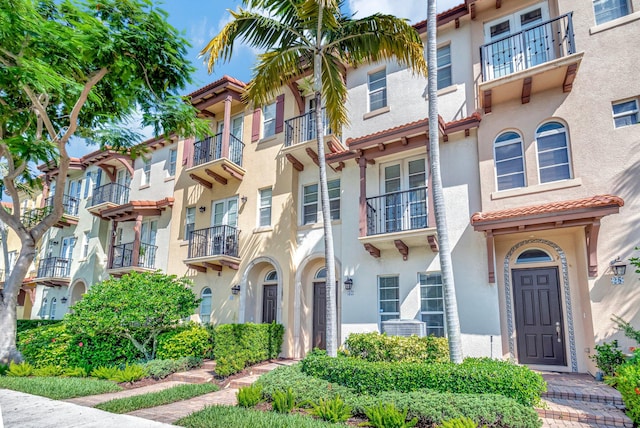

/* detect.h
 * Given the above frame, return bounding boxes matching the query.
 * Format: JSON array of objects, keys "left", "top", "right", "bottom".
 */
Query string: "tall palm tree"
[
  {"left": 202, "top": 0, "right": 426, "bottom": 357},
  {"left": 426, "top": 0, "right": 463, "bottom": 363}
]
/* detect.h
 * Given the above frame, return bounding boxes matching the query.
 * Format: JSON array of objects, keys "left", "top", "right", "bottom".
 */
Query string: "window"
[
  {"left": 494, "top": 131, "right": 525, "bottom": 191},
  {"left": 68, "top": 179, "right": 82, "bottom": 201},
  {"left": 263, "top": 102, "right": 276, "bottom": 138},
  {"left": 516, "top": 249, "right": 553, "bottom": 263},
  {"left": 612, "top": 99, "right": 639, "bottom": 128},
  {"left": 437, "top": 45, "right": 452, "bottom": 90},
  {"left": 380, "top": 159, "right": 427, "bottom": 234},
  {"left": 302, "top": 179, "right": 340, "bottom": 225},
  {"left": 212, "top": 197, "right": 238, "bottom": 228},
  {"left": 265, "top": 270, "right": 278, "bottom": 281},
  {"left": 368, "top": 68, "right": 387, "bottom": 111},
  {"left": 83, "top": 171, "right": 93, "bottom": 198},
  {"left": 379, "top": 276, "right": 400, "bottom": 324},
  {"left": 593, "top": 0, "right": 630, "bottom": 25},
  {"left": 82, "top": 231, "right": 90, "bottom": 258},
  {"left": 49, "top": 297, "right": 57, "bottom": 320},
  {"left": 185, "top": 207, "right": 195, "bottom": 240},
  {"left": 142, "top": 158, "right": 151, "bottom": 185},
  {"left": 200, "top": 288, "right": 212, "bottom": 324},
  {"left": 536, "top": 122, "right": 571, "bottom": 184},
  {"left": 420, "top": 273, "right": 445, "bottom": 337},
  {"left": 168, "top": 148, "right": 177, "bottom": 176},
  {"left": 259, "top": 188, "right": 272, "bottom": 227},
  {"left": 6, "top": 250, "right": 17, "bottom": 275}
]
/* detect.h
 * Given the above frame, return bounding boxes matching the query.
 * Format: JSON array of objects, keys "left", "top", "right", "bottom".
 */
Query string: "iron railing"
[
  {"left": 87, "top": 183, "right": 130, "bottom": 207},
  {"left": 284, "top": 108, "right": 332, "bottom": 147},
  {"left": 188, "top": 225, "right": 239, "bottom": 259},
  {"left": 36, "top": 257, "right": 70, "bottom": 278},
  {"left": 21, "top": 194, "right": 80, "bottom": 228},
  {"left": 110, "top": 241, "right": 157, "bottom": 270},
  {"left": 366, "top": 187, "right": 428, "bottom": 236},
  {"left": 193, "top": 133, "right": 244, "bottom": 167},
  {"left": 45, "top": 194, "right": 79, "bottom": 217},
  {"left": 480, "top": 13, "right": 575, "bottom": 81}
]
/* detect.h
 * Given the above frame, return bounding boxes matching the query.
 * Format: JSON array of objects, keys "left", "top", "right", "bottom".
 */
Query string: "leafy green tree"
[
  {"left": 65, "top": 271, "right": 200, "bottom": 361},
  {"left": 0, "top": 0, "right": 209, "bottom": 364},
  {"left": 201, "top": 0, "right": 426, "bottom": 357}
]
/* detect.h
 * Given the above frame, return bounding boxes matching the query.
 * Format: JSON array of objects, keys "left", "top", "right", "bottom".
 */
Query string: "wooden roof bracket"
[{"left": 585, "top": 220, "right": 601, "bottom": 278}]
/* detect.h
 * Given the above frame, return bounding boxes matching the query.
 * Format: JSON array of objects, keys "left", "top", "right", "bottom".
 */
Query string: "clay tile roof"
[
  {"left": 413, "top": 3, "right": 468, "bottom": 32},
  {"left": 187, "top": 75, "right": 247, "bottom": 99},
  {"left": 471, "top": 195, "right": 625, "bottom": 224},
  {"left": 346, "top": 117, "right": 430, "bottom": 146},
  {"left": 129, "top": 197, "right": 174, "bottom": 209}
]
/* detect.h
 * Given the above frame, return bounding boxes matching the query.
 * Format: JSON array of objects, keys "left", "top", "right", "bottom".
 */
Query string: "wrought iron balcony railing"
[
  {"left": 480, "top": 13, "right": 575, "bottom": 81},
  {"left": 187, "top": 225, "right": 239, "bottom": 259},
  {"left": 110, "top": 241, "right": 157, "bottom": 270},
  {"left": 87, "top": 183, "right": 130, "bottom": 208},
  {"left": 36, "top": 257, "right": 70, "bottom": 278},
  {"left": 193, "top": 133, "right": 244, "bottom": 167},
  {"left": 366, "top": 187, "right": 428, "bottom": 236},
  {"left": 45, "top": 194, "right": 79, "bottom": 217},
  {"left": 21, "top": 194, "right": 80, "bottom": 228},
  {"left": 284, "top": 108, "right": 332, "bottom": 147}
]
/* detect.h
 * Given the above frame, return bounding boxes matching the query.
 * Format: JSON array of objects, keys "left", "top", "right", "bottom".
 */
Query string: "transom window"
[
  {"left": 265, "top": 270, "right": 278, "bottom": 282},
  {"left": 315, "top": 267, "right": 327, "bottom": 280},
  {"left": 368, "top": 68, "right": 387, "bottom": 111},
  {"left": 379, "top": 276, "right": 399, "bottom": 324},
  {"left": 536, "top": 121, "right": 571, "bottom": 184},
  {"left": 200, "top": 288, "right": 212, "bottom": 324},
  {"left": 494, "top": 131, "right": 525, "bottom": 191},
  {"left": 593, "top": 0, "right": 630, "bottom": 25},
  {"left": 612, "top": 99, "right": 639, "bottom": 128},
  {"left": 516, "top": 249, "right": 553, "bottom": 263},
  {"left": 420, "top": 272, "right": 445, "bottom": 337},
  {"left": 437, "top": 45, "right": 452, "bottom": 90}
]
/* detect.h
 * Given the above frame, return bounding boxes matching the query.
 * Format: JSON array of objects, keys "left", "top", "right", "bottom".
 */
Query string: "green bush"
[
  {"left": 309, "top": 395, "right": 352, "bottom": 423},
  {"left": 157, "top": 324, "right": 212, "bottom": 360},
  {"left": 614, "top": 362, "right": 640, "bottom": 424},
  {"left": 343, "top": 332, "right": 449, "bottom": 363},
  {"left": 7, "top": 361, "right": 34, "bottom": 377},
  {"left": 272, "top": 388, "right": 296, "bottom": 413},
  {"left": 363, "top": 402, "right": 417, "bottom": 428},
  {"left": 16, "top": 319, "right": 62, "bottom": 334},
  {"left": 0, "top": 364, "right": 8, "bottom": 376},
  {"left": 90, "top": 366, "right": 120, "bottom": 380},
  {"left": 213, "top": 322, "right": 284, "bottom": 377},
  {"left": 66, "top": 332, "right": 142, "bottom": 369},
  {"left": 110, "top": 364, "right": 148, "bottom": 383},
  {"left": 237, "top": 384, "right": 263, "bottom": 408},
  {"left": 18, "top": 323, "right": 72, "bottom": 368},
  {"left": 62, "top": 367, "right": 88, "bottom": 377},
  {"left": 33, "top": 365, "right": 64, "bottom": 377},
  {"left": 300, "top": 354, "right": 545, "bottom": 406},
  {"left": 440, "top": 417, "right": 478, "bottom": 428},
  {"left": 591, "top": 340, "right": 626, "bottom": 377}
]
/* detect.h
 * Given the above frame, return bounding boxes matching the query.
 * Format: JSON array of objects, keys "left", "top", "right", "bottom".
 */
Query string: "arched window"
[
  {"left": 494, "top": 131, "right": 525, "bottom": 191},
  {"left": 315, "top": 267, "right": 327, "bottom": 280},
  {"left": 49, "top": 298, "right": 57, "bottom": 320},
  {"left": 200, "top": 288, "right": 212, "bottom": 324},
  {"left": 516, "top": 249, "right": 553, "bottom": 264},
  {"left": 536, "top": 121, "right": 571, "bottom": 183},
  {"left": 265, "top": 270, "right": 278, "bottom": 282},
  {"left": 39, "top": 298, "right": 47, "bottom": 319}
]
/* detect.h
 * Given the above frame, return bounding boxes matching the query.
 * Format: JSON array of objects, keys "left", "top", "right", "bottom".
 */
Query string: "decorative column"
[
  {"left": 107, "top": 220, "right": 118, "bottom": 269},
  {"left": 358, "top": 157, "right": 367, "bottom": 237},
  {"left": 132, "top": 214, "right": 143, "bottom": 267},
  {"left": 221, "top": 95, "right": 232, "bottom": 159}
]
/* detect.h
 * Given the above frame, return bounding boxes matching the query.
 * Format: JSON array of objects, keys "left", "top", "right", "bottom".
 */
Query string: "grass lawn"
[
  {"left": 175, "top": 405, "right": 343, "bottom": 428},
  {"left": 95, "top": 383, "right": 219, "bottom": 413},
  {"left": 0, "top": 376, "right": 122, "bottom": 399}
]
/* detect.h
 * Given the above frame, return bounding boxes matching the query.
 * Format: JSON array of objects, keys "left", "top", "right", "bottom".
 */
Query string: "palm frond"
[{"left": 320, "top": 53, "right": 348, "bottom": 131}]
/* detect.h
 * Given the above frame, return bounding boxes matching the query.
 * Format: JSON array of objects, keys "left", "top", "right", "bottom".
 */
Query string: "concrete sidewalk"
[{"left": 0, "top": 389, "right": 177, "bottom": 428}]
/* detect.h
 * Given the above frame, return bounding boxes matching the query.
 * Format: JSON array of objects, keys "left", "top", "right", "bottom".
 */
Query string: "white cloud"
[{"left": 347, "top": 0, "right": 462, "bottom": 23}]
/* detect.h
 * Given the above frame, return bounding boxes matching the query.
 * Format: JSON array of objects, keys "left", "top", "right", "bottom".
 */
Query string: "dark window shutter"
[
  {"left": 251, "top": 108, "right": 262, "bottom": 142},
  {"left": 275, "top": 94, "right": 285, "bottom": 134},
  {"left": 182, "top": 137, "right": 194, "bottom": 167}
]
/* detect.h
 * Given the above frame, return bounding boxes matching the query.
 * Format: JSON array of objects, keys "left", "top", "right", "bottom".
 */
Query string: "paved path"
[{"left": 0, "top": 389, "right": 177, "bottom": 428}]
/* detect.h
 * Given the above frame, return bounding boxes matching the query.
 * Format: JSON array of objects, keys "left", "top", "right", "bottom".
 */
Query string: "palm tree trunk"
[{"left": 427, "top": 0, "right": 463, "bottom": 364}]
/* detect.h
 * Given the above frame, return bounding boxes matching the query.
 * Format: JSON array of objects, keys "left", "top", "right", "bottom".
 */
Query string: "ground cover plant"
[
  {"left": 143, "top": 357, "right": 202, "bottom": 380},
  {"left": 95, "top": 383, "right": 219, "bottom": 414},
  {"left": 0, "top": 376, "right": 122, "bottom": 399}
]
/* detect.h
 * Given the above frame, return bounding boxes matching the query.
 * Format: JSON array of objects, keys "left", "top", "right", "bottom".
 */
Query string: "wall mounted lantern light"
[
  {"left": 61, "top": 296, "right": 68, "bottom": 304},
  {"left": 231, "top": 284, "right": 241, "bottom": 295},
  {"left": 610, "top": 257, "right": 627, "bottom": 276},
  {"left": 199, "top": 206, "right": 206, "bottom": 213},
  {"left": 344, "top": 278, "right": 353, "bottom": 291}
]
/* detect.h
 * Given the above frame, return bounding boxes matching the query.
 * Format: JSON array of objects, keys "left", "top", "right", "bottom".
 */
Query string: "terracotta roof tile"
[
  {"left": 413, "top": 3, "right": 468, "bottom": 31},
  {"left": 471, "top": 195, "right": 625, "bottom": 224},
  {"left": 187, "top": 75, "right": 246, "bottom": 99}
]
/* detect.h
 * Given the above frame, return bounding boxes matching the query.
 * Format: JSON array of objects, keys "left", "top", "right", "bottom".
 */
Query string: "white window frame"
[
  {"left": 168, "top": 148, "right": 177, "bottom": 177},
  {"left": 367, "top": 68, "right": 387, "bottom": 112},
  {"left": 258, "top": 187, "right": 272, "bottom": 227},
  {"left": 593, "top": 0, "right": 631, "bottom": 25},
  {"left": 142, "top": 157, "right": 151, "bottom": 186},
  {"left": 49, "top": 297, "right": 57, "bottom": 320},
  {"left": 302, "top": 183, "right": 319, "bottom": 225},
  {"left": 419, "top": 272, "right": 446, "bottom": 337},
  {"left": 301, "top": 179, "right": 340, "bottom": 225},
  {"left": 184, "top": 206, "right": 196, "bottom": 240},
  {"left": 82, "top": 231, "right": 90, "bottom": 259},
  {"left": 200, "top": 287, "right": 212, "bottom": 324},
  {"left": 612, "top": 98, "right": 639, "bottom": 128},
  {"left": 83, "top": 171, "right": 93, "bottom": 199},
  {"left": 378, "top": 275, "right": 400, "bottom": 327},
  {"left": 494, "top": 131, "right": 526, "bottom": 191},
  {"left": 535, "top": 121, "right": 572, "bottom": 184},
  {"left": 437, "top": 44, "right": 452, "bottom": 90},
  {"left": 211, "top": 196, "right": 238, "bottom": 228},
  {"left": 262, "top": 102, "right": 276, "bottom": 138}
]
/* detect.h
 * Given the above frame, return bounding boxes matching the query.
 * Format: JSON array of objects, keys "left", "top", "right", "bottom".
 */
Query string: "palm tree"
[
  {"left": 202, "top": 0, "right": 426, "bottom": 357},
  {"left": 426, "top": 0, "right": 463, "bottom": 363}
]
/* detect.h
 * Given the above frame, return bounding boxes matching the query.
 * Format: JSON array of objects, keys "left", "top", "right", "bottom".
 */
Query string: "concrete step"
[
  {"left": 536, "top": 397, "right": 633, "bottom": 427},
  {"left": 228, "top": 374, "right": 261, "bottom": 389},
  {"left": 202, "top": 360, "right": 216, "bottom": 370},
  {"left": 170, "top": 368, "right": 215, "bottom": 384}
]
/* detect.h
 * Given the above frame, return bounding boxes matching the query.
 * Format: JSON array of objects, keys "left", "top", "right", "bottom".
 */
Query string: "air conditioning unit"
[{"left": 381, "top": 319, "right": 426, "bottom": 337}]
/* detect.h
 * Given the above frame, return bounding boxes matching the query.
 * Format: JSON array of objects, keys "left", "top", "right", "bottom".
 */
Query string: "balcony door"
[
  {"left": 139, "top": 220, "right": 157, "bottom": 267},
  {"left": 59, "top": 236, "right": 75, "bottom": 276},
  {"left": 218, "top": 115, "right": 243, "bottom": 140},
  {"left": 381, "top": 158, "right": 427, "bottom": 233},
  {"left": 210, "top": 197, "right": 238, "bottom": 255},
  {"left": 484, "top": 3, "right": 550, "bottom": 79}
]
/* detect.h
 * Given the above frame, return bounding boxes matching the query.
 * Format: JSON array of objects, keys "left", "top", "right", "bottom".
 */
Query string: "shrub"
[
  {"left": 237, "top": 384, "right": 263, "bottom": 408},
  {"left": 272, "top": 388, "right": 296, "bottom": 413},
  {"left": 213, "top": 322, "right": 284, "bottom": 377},
  {"left": 363, "top": 403, "right": 417, "bottom": 428},
  {"left": 16, "top": 319, "right": 62, "bottom": 334},
  {"left": 62, "top": 367, "right": 88, "bottom": 378},
  {"left": 66, "top": 332, "right": 142, "bottom": 369},
  {"left": 591, "top": 340, "right": 626, "bottom": 377},
  {"left": 0, "top": 364, "right": 9, "bottom": 376},
  {"left": 614, "top": 362, "right": 640, "bottom": 424},
  {"left": 343, "top": 332, "right": 449, "bottom": 363},
  {"left": 176, "top": 405, "right": 340, "bottom": 428},
  {"left": 309, "top": 395, "right": 352, "bottom": 423},
  {"left": 7, "top": 362, "right": 34, "bottom": 377},
  {"left": 33, "top": 365, "right": 64, "bottom": 377},
  {"left": 300, "top": 355, "right": 546, "bottom": 407},
  {"left": 156, "top": 324, "right": 212, "bottom": 360},
  {"left": 90, "top": 366, "right": 120, "bottom": 380},
  {"left": 440, "top": 417, "right": 478, "bottom": 428},
  {"left": 18, "top": 323, "right": 72, "bottom": 368},
  {"left": 110, "top": 364, "right": 148, "bottom": 383},
  {"left": 143, "top": 359, "right": 179, "bottom": 380}
]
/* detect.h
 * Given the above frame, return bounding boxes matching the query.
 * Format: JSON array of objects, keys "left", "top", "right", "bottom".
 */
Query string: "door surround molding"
[{"left": 503, "top": 238, "right": 578, "bottom": 372}]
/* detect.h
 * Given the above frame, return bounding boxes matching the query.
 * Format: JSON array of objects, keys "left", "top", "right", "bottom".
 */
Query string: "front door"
[
  {"left": 512, "top": 267, "right": 566, "bottom": 366},
  {"left": 312, "top": 282, "right": 327, "bottom": 350},
  {"left": 262, "top": 284, "right": 277, "bottom": 324}
]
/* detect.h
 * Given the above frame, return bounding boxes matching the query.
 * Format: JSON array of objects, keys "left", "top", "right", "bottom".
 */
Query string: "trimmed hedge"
[
  {"left": 212, "top": 322, "right": 284, "bottom": 376},
  {"left": 256, "top": 365, "right": 541, "bottom": 428},
  {"left": 156, "top": 324, "right": 212, "bottom": 360},
  {"left": 300, "top": 354, "right": 546, "bottom": 406},
  {"left": 343, "top": 332, "right": 449, "bottom": 363},
  {"left": 16, "top": 320, "right": 62, "bottom": 334}
]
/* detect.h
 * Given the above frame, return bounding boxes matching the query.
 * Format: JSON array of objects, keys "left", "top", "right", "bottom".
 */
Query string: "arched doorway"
[
  {"left": 69, "top": 280, "right": 87, "bottom": 306},
  {"left": 312, "top": 268, "right": 328, "bottom": 350},
  {"left": 239, "top": 257, "right": 282, "bottom": 325},
  {"left": 262, "top": 270, "right": 278, "bottom": 324}
]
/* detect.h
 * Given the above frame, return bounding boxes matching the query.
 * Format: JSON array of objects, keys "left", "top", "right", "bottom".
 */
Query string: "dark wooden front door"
[
  {"left": 262, "top": 284, "right": 277, "bottom": 324},
  {"left": 513, "top": 267, "right": 566, "bottom": 366},
  {"left": 312, "top": 282, "right": 327, "bottom": 350}
]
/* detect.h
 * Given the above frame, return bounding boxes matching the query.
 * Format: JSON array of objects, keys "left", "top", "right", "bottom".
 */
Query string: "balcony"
[
  {"left": 107, "top": 241, "right": 157, "bottom": 276},
  {"left": 21, "top": 194, "right": 80, "bottom": 228},
  {"left": 186, "top": 133, "right": 245, "bottom": 188},
  {"left": 479, "top": 13, "right": 583, "bottom": 113},
  {"left": 283, "top": 108, "right": 344, "bottom": 171},
  {"left": 359, "top": 187, "right": 438, "bottom": 260},
  {"left": 35, "top": 257, "right": 71, "bottom": 287},
  {"left": 87, "top": 183, "right": 130, "bottom": 215},
  {"left": 184, "top": 225, "right": 240, "bottom": 272}
]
